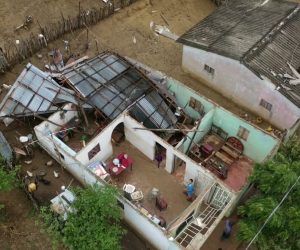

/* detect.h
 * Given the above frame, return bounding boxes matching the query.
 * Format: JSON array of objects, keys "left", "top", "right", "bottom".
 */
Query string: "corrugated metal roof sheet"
[
  {"left": 244, "top": 6, "right": 300, "bottom": 108},
  {"left": 0, "top": 64, "right": 91, "bottom": 126},
  {"left": 177, "top": 0, "right": 298, "bottom": 60},
  {"left": 0, "top": 132, "right": 12, "bottom": 160},
  {"left": 63, "top": 52, "right": 180, "bottom": 129}
]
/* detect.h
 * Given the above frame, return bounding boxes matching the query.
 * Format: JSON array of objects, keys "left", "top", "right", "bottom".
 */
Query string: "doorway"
[{"left": 111, "top": 122, "right": 125, "bottom": 146}]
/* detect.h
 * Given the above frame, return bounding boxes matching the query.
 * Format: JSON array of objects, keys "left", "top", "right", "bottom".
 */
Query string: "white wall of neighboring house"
[{"left": 181, "top": 45, "right": 300, "bottom": 130}]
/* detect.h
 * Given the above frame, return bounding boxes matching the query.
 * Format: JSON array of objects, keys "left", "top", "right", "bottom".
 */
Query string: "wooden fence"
[{"left": 0, "top": 0, "right": 138, "bottom": 72}]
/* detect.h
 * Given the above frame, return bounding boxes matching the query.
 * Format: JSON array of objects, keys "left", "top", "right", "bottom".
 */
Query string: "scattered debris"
[
  {"left": 63, "top": 40, "right": 70, "bottom": 52},
  {"left": 289, "top": 79, "right": 300, "bottom": 85},
  {"left": 37, "top": 54, "right": 43, "bottom": 59},
  {"left": 266, "top": 126, "right": 273, "bottom": 132},
  {"left": 152, "top": 10, "right": 157, "bottom": 14},
  {"left": 16, "top": 40, "right": 20, "bottom": 44},
  {"left": 287, "top": 62, "right": 300, "bottom": 79},
  {"left": 26, "top": 170, "right": 33, "bottom": 177},
  {"left": 283, "top": 73, "right": 295, "bottom": 79},
  {"left": 150, "top": 21, "right": 154, "bottom": 29},
  {"left": 133, "top": 36, "right": 137, "bottom": 44},
  {"left": 44, "top": 160, "right": 53, "bottom": 166},
  {"left": 13, "top": 15, "right": 33, "bottom": 31},
  {"left": 114, "top": 8, "right": 121, "bottom": 12},
  {"left": 281, "top": 84, "right": 291, "bottom": 91},
  {"left": 160, "top": 13, "right": 170, "bottom": 26},
  {"left": 2, "top": 84, "right": 12, "bottom": 90},
  {"left": 38, "top": 34, "right": 47, "bottom": 46},
  {"left": 155, "top": 25, "right": 179, "bottom": 40},
  {"left": 54, "top": 171, "right": 59, "bottom": 178},
  {"left": 256, "top": 117, "right": 262, "bottom": 124},
  {"left": 24, "top": 160, "right": 32, "bottom": 165}
]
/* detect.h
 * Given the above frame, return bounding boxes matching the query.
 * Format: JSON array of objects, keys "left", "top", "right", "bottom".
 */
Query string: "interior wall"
[
  {"left": 165, "top": 78, "right": 215, "bottom": 119},
  {"left": 183, "top": 108, "right": 215, "bottom": 153},
  {"left": 124, "top": 114, "right": 156, "bottom": 160},
  {"left": 36, "top": 103, "right": 78, "bottom": 134},
  {"left": 213, "top": 107, "right": 280, "bottom": 162},
  {"left": 75, "top": 115, "right": 124, "bottom": 165}
]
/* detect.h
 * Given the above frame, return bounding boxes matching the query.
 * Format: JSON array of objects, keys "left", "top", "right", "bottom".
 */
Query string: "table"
[{"left": 108, "top": 152, "right": 133, "bottom": 179}]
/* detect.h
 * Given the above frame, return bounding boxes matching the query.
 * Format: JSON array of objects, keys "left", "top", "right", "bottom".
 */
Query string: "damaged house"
[
  {"left": 24, "top": 52, "right": 281, "bottom": 249},
  {"left": 177, "top": 0, "right": 300, "bottom": 136}
]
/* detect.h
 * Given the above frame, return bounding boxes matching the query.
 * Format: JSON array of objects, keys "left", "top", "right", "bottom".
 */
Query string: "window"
[
  {"left": 189, "top": 97, "right": 202, "bottom": 110},
  {"left": 259, "top": 99, "right": 273, "bottom": 111},
  {"left": 204, "top": 64, "right": 215, "bottom": 75},
  {"left": 237, "top": 126, "right": 250, "bottom": 141},
  {"left": 88, "top": 143, "right": 101, "bottom": 160}
]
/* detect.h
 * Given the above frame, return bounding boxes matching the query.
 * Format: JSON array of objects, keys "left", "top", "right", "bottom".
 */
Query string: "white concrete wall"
[
  {"left": 182, "top": 45, "right": 300, "bottom": 130},
  {"left": 124, "top": 114, "right": 156, "bottom": 160},
  {"left": 120, "top": 197, "right": 175, "bottom": 250},
  {"left": 75, "top": 114, "right": 124, "bottom": 165}
]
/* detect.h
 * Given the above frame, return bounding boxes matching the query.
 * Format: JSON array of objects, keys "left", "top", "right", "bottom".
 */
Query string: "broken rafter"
[{"left": 132, "top": 127, "right": 204, "bottom": 132}]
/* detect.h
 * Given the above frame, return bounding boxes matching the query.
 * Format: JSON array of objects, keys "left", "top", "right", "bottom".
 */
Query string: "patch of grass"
[
  {"left": 29, "top": 207, "right": 37, "bottom": 218},
  {"left": 1, "top": 215, "right": 8, "bottom": 222}
]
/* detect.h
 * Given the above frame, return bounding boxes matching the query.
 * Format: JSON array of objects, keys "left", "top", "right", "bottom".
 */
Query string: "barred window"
[
  {"left": 260, "top": 99, "right": 273, "bottom": 111},
  {"left": 204, "top": 64, "right": 215, "bottom": 75}
]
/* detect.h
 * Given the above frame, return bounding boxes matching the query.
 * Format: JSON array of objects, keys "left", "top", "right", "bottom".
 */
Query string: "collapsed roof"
[
  {"left": 0, "top": 64, "right": 92, "bottom": 126},
  {"left": 62, "top": 52, "right": 187, "bottom": 129}
]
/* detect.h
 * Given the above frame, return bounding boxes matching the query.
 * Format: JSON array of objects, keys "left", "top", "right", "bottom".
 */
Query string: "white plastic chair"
[{"left": 123, "top": 184, "right": 136, "bottom": 194}]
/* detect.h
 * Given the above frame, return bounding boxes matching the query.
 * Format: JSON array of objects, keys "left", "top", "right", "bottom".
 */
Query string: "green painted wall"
[
  {"left": 165, "top": 78, "right": 215, "bottom": 119},
  {"left": 183, "top": 109, "right": 215, "bottom": 153},
  {"left": 213, "top": 107, "right": 280, "bottom": 163}
]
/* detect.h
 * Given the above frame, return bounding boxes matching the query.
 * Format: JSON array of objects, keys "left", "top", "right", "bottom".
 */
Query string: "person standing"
[
  {"left": 183, "top": 179, "right": 194, "bottom": 202},
  {"left": 156, "top": 152, "right": 163, "bottom": 168},
  {"left": 221, "top": 220, "right": 235, "bottom": 240}
]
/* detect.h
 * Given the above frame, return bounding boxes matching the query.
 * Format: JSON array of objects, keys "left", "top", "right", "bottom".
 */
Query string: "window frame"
[
  {"left": 259, "top": 99, "right": 273, "bottom": 111},
  {"left": 237, "top": 126, "right": 250, "bottom": 141},
  {"left": 204, "top": 64, "right": 215, "bottom": 75}
]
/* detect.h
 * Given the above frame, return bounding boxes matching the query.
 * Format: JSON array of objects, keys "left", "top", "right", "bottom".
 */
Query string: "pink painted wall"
[{"left": 182, "top": 45, "right": 300, "bottom": 130}]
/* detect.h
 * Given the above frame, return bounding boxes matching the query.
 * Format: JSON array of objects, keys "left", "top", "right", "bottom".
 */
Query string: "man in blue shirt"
[{"left": 183, "top": 179, "right": 194, "bottom": 202}]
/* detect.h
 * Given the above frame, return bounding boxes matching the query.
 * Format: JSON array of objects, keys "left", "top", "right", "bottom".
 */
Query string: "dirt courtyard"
[{"left": 1, "top": 0, "right": 299, "bottom": 249}]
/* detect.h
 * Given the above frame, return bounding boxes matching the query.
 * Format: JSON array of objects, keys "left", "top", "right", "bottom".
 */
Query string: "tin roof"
[
  {"left": 177, "top": 0, "right": 298, "bottom": 60},
  {"left": 63, "top": 52, "right": 180, "bottom": 129},
  {"left": 0, "top": 64, "right": 91, "bottom": 126}
]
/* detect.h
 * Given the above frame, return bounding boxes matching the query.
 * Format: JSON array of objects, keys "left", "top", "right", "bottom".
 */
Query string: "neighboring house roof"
[
  {"left": 63, "top": 52, "right": 181, "bottom": 129},
  {"left": 177, "top": 0, "right": 298, "bottom": 60},
  {"left": 0, "top": 132, "right": 12, "bottom": 160},
  {"left": 0, "top": 64, "right": 91, "bottom": 126},
  {"left": 243, "top": 6, "right": 300, "bottom": 108},
  {"left": 178, "top": 0, "right": 300, "bottom": 108}
]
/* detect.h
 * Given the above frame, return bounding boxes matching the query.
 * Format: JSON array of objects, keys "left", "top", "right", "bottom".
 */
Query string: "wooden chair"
[{"left": 156, "top": 197, "right": 168, "bottom": 212}]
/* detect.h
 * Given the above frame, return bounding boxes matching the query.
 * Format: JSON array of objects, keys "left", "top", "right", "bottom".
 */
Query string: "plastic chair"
[{"left": 123, "top": 184, "right": 135, "bottom": 194}]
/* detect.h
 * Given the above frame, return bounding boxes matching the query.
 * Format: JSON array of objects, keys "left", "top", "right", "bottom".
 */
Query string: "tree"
[
  {"left": 39, "top": 183, "right": 126, "bottom": 250},
  {"left": 236, "top": 138, "right": 300, "bottom": 250}
]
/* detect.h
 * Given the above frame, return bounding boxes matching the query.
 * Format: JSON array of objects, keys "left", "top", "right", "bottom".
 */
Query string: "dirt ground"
[{"left": 0, "top": 0, "right": 299, "bottom": 249}]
